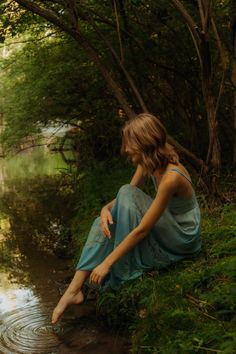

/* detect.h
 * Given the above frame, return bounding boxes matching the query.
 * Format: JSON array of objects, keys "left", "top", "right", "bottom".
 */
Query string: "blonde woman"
[{"left": 52, "top": 113, "right": 201, "bottom": 324}]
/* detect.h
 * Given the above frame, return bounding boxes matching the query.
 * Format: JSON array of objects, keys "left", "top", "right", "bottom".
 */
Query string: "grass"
[
  {"left": 96, "top": 205, "right": 236, "bottom": 354},
  {"left": 71, "top": 160, "right": 236, "bottom": 354}
]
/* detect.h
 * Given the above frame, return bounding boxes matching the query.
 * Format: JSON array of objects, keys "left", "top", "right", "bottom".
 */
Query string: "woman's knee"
[
  {"left": 116, "top": 184, "right": 140, "bottom": 206},
  {"left": 92, "top": 216, "right": 100, "bottom": 227},
  {"left": 116, "top": 183, "right": 152, "bottom": 210},
  {"left": 117, "top": 184, "right": 135, "bottom": 200},
  {"left": 118, "top": 184, "right": 133, "bottom": 194}
]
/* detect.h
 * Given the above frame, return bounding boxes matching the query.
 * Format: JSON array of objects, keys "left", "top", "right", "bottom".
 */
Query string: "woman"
[{"left": 51, "top": 113, "right": 201, "bottom": 324}]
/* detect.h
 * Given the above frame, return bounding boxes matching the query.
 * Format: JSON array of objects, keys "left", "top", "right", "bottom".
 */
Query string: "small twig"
[
  {"left": 187, "top": 24, "right": 202, "bottom": 68},
  {"left": 186, "top": 293, "right": 208, "bottom": 305},
  {"left": 0, "top": 32, "right": 58, "bottom": 48},
  {"left": 196, "top": 308, "right": 218, "bottom": 321},
  {"left": 185, "top": 294, "right": 217, "bottom": 321},
  {"left": 193, "top": 345, "right": 222, "bottom": 353}
]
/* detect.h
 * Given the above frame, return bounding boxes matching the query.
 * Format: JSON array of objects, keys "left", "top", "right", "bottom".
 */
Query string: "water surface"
[{"left": 0, "top": 148, "right": 128, "bottom": 354}]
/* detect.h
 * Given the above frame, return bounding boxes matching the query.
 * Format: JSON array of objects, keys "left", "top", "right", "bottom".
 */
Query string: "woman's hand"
[
  {"left": 100, "top": 206, "right": 113, "bottom": 239},
  {"left": 90, "top": 262, "right": 110, "bottom": 285}
]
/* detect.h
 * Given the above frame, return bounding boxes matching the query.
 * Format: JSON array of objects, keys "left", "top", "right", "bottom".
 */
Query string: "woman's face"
[{"left": 125, "top": 147, "right": 141, "bottom": 165}]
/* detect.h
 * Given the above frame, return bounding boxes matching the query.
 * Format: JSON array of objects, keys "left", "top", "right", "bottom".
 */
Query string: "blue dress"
[{"left": 76, "top": 167, "right": 201, "bottom": 289}]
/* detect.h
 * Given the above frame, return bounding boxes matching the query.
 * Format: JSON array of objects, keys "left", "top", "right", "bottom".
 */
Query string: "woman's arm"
[
  {"left": 100, "top": 165, "right": 145, "bottom": 237},
  {"left": 90, "top": 173, "right": 178, "bottom": 284},
  {"left": 130, "top": 164, "right": 145, "bottom": 186}
]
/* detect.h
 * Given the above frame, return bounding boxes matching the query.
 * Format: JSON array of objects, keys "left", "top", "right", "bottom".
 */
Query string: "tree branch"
[
  {"left": 14, "top": 0, "right": 135, "bottom": 119},
  {"left": 202, "top": 0, "right": 211, "bottom": 34},
  {"left": 0, "top": 31, "right": 59, "bottom": 48},
  {"left": 112, "top": 0, "right": 124, "bottom": 62},
  {"left": 14, "top": 0, "right": 74, "bottom": 35},
  {"left": 211, "top": 17, "right": 227, "bottom": 118},
  {"left": 211, "top": 17, "right": 227, "bottom": 70},
  {"left": 83, "top": 9, "right": 148, "bottom": 112},
  {"left": 171, "top": 0, "right": 201, "bottom": 46},
  {"left": 197, "top": 0, "right": 205, "bottom": 29}
]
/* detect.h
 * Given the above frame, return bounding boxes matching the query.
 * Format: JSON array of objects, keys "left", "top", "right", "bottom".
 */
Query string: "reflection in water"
[
  {"left": 0, "top": 304, "right": 63, "bottom": 354},
  {"left": 0, "top": 224, "right": 69, "bottom": 354},
  {"left": 0, "top": 147, "right": 72, "bottom": 192},
  {"left": 0, "top": 149, "right": 128, "bottom": 354},
  {"left": 0, "top": 286, "right": 37, "bottom": 313}
]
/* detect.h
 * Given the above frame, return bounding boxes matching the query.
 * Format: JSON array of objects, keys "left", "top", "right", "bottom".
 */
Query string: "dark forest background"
[{"left": 0, "top": 0, "right": 235, "bottom": 198}]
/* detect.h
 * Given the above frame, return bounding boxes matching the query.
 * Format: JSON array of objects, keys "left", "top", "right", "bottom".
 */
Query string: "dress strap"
[
  {"left": 166, "top": 167, "right": 192, "bottom": 184},
  {"left": 151, "top": 175, "right": 158, "bottom": 191}
]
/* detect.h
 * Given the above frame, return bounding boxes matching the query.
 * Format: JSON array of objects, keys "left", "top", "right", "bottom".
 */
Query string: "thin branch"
[
  {"left": 0, "top": 31, "right": 59, "bottom": 48},
  {"left": 171, "top": 0, "right": 201, "bottom": 46},
  {"left": 215, "top": 71, "right": 226, "bottom": 118},
  {"left": 211, "top": 17, "right": 227, "bottom": 70},
  {"left": 210, "top": 17, "right": 227, "bottom": 118},
  {"left": 15, "top": 143, "right": 48, "bottom": 154},
  {"left": 113, "top": 0, "right": 124, "bottom": 62},
  {"left": 84, "top": 9, "right": 148, "bottom": 111},
  {"left": 168, "top": 135, "right": 208, "bottom": 172},
  {"left": 14, "top": 0, "right": 135, "bottom": 118},
  {"left": 14, "top": 0, "right": 74, "bottom": 35},
  {"left": 202, "top": 0, "right": 211, "bottom": 34},
  {"left": 197, "top": 0, "right": 205, "bottom": 29},
  {"left": 187, "top": 24, "right": 203, "bottom": 68},
  {"left": 65, "top": 0, "right": 79, "bottom": 31},
  {"left": 192, "top": 346, "right": 222, "bottom": 353},
  {"left": 80, "top": 2, "right": 200, "bottom": 88}
]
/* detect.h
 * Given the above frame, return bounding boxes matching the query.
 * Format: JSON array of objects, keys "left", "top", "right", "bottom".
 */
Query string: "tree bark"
[{"left": 231, "top": 1, "right": 236, "bottom": 175}]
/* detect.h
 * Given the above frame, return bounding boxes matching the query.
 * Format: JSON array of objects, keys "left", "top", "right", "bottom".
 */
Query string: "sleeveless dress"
[{"left": 76, "top": 168, "right": 201, "bottom": 290}]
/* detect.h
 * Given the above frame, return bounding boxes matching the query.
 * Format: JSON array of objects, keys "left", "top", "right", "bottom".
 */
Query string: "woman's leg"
[
  {"left": 52, "top": 184, "right": 154, "bottom": 322},
  {"left": 51, "top": 269, "right": 90, "bottom": 324},
  {"left": 52, "top": 217, "right": 114, "bottom": 324}
]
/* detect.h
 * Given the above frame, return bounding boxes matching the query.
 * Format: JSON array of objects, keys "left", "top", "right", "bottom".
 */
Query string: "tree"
[
  {"left": 1, "top": 1, "right": 206, "bottom": 169},
  {"left": 231, "top": 0, "right": 236, "bottom": 175},
  {"left": 0, "top": 0, "right": 232, "bottom": 194},
  {"left": 171, "top": 0, "right": 228, "bottom": 194}
]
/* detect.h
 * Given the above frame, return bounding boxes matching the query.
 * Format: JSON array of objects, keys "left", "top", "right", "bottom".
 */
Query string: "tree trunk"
[
  {"left": 231, "top": 1, "right": 236, "bottom": 175},
  {"left": 233, "top": 37, "right": 236, "bottom": 174},
  {"left": 201, "top": 37, "right": 221, "bottom": 194},
  {"left": 171, "top": 0, "right": 223, "bottom": 195}
]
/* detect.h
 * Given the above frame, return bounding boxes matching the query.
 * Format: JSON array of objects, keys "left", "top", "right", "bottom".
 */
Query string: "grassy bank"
[{"left": 71, "top": 161, "right": 236, "bottom": 354}]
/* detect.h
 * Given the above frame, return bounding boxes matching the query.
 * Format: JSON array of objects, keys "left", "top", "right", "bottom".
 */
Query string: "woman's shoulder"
[{"left": 165, "top": 163, "right": 192, "bottom": 181}]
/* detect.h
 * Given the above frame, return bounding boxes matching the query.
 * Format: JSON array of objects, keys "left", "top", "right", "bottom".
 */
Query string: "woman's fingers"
[
  {"left": 100, "top": 219, "right": 111, "bottom": 238},
  {"left": 100, "top": 208, "right": 113, "bottom": 238},
  {"left": 107, "top": 213, "right": 113, "bottom": 225},
  {"left": 103, "top": 222, "right": 111, "bottom": 238},
  {"left": 90, "top": 272, "right": 101, "bottom": 285}
]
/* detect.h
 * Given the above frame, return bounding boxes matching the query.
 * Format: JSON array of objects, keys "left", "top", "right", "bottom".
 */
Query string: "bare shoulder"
[
  {"left": 158, "top": 170, "right": 179, "bottom": 194},
  {"left": 159, "top": 162, "right": 190, "bottom": 190},
  {"left": 166, "top": 163, "right": 191, "bottom": 180}
]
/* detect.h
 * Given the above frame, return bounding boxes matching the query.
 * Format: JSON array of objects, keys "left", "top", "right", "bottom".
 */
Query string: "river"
[{"left": 0, "top": 148, "right": 128, "bottom": 354}]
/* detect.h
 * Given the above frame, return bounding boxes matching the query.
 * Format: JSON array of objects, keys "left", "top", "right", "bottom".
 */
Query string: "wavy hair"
[{"left": 121, "top": 113, "right": 179, "bottom": 175}]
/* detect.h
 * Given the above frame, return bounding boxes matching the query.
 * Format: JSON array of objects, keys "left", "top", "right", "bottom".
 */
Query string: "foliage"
[
  {"left": 0, "top": 0, "right": 233, "bottom": 172},
  {"left": 0, "top": 33, "right": 120, "bottom": 150}
]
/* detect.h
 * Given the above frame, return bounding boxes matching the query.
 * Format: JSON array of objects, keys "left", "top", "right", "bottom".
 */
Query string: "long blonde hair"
[{"left": 121, "top": 113, "right": 179, "bottom": 175}]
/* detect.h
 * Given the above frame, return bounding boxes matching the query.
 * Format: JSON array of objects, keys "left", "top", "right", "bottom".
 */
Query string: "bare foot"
[{"left": 51, "top": 290, "right": 84, "bottom": 324}]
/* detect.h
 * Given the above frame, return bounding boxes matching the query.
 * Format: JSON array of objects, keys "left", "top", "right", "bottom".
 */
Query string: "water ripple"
[{"left": 0, "top": 303, "right": 63, "bottom": 354}]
